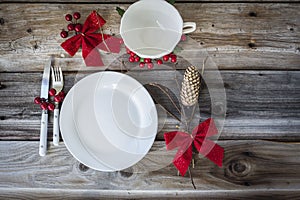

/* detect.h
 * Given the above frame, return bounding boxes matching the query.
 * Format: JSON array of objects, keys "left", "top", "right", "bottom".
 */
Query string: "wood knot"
[
  {"left": 78, "top": 163, "right": 89, "bottom": 172},
  {"left": 248, "top": 12, "right": 257, "bottom": 17},
  {"left": 228, "top": 159, "right": 252, "bottom": 177},
  {"left": 0, "top": 82, "right": 6, "bottom": 90},
  {"left": 248, "top": 42, "right": 256, "bottom": 49},
  {"left": 27, "top": 28, "right": 32, "bottom": 34},
  {"left": 0, "top": 18, "right": 4, "bottom": 25},
  {"left": 119, "top": 169, "right": 134, "bottom": 178}
]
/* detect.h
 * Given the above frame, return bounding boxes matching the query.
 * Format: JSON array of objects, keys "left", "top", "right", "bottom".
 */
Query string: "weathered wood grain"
[
  {"left": 0, "top": 70, "right": 299, "bottom": 140},
  {"left": 1, "top": 188, "right": 300, "bottom": 200},
  {"left": 2, "top": 0, "right": 300, "bottom": 3},
  {"left": 0, "top": 140, "right": 299, "bottom": 194},
  {"left": 0, "top": 3, "right": 299, "bottom": 71}
]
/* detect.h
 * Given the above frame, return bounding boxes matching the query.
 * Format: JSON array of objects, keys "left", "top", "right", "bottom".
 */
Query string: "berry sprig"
[
  {"left": 126, "top": 47, "right": 178, "bottom": 69},
  {"left": 34, "top": 89, "right": 65, "bottom": 111},
  {"left": 125, "top": 35, "right": 187, "bottom": 69},
  {"left": 60, "top": 12, "right": 82, "bottom": 38}
]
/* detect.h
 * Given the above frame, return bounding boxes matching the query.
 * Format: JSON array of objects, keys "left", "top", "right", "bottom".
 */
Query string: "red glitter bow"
[
  {"left": 61, "top": 11, "right": 122, "bottom": 66},
  {"left": 164, "top": 118, "right": 224, "bottom": 176}
]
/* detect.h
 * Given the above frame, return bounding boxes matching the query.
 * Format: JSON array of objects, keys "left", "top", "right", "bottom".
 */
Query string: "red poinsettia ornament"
[
  {"left": 61, "top": 10, "right": 123, "bottom": 66},
  {"left": 164, "top": 118, "right": 224, "bottom": 176}
]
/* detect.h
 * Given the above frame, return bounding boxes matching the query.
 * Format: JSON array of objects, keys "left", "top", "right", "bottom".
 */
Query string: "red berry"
[
  {"left": 147, "top": 63, "right": 154, "bottom": 69},
  {"left": 157, "top": 59, "right": 163, "bottom": 65},
  {"left": 67, "top": 23, "right": 75, "bottom": 31},
  {"left": 129, "top": 56, "right": 135, "bottom": 62},
  {"left": 181, "top": 34, "right": 187, "bottom": 41},
  {"left": 60, "top": 30, "right": 68, "bottom": 38},
  {"left": 171, "top": 56, "right": 177, "bottom": 63},
  {"left": 134, "top": 56, "right": 140, "bottom": 62},
  {"left": 163, "top": 55, "right": 169, "bottom": 61},
  {"left": 139, "top": 62, "right": 145, "bottom": 68},
  {"left": 40, "top": 102, "right": 48, "bottom": 110},
  {"left": 54, "top": 95, "right": 62, "bottom": 103},
  {"left": 47, "top": 103, "right": 55, "bottom": 111},
  {"left": 130, "top": 52, "right": 136, "bottom": 57},
  {"left": 49, "top": 88, "right": 56, "bottom": 96},
  {"left": 34, "top": 97, "right": 41, "bottom": 104},
  {"left": 125, "top": 47, "right": 131, "bottom": 54},
  {"left": 65, "top": 14, "right": 72, "bottom": 21},
  {"left": 73, "top": 12, "right": 81, "bottom": 20},
  {"left": 145, "top": 58, "right": 151, "bottom": 63},
  {"left": 58, "top": 91, "right": 65, "bottom": 99},
  {"left": 74, "top": 23, "right": 82, "bottom": 32}
]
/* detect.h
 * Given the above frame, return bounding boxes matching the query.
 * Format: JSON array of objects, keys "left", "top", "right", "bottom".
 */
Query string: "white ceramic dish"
[
  {"left": 60, "top": 72, "right": 157, "bottom": 171},
  {"left": 60, "top": 84, "right": 113, "bottom": 171},
  {"left": 120, "top": 0, "right": 196, "bottom": 58},
  {"left": 94, "top": 72, "right": 158, "bottom": 154}
]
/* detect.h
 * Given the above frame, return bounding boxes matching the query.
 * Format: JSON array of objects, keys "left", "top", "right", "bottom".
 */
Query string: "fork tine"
[
  {"left": 54, "top": 67, "right": 60, "bottom": 81},
  {"left": 51, "top": 66, "right": 55, "bottom": 82},
  {"left": 55, "top": 67, "right": 59, "bottom": 81},
  {"left": 59, "top": 67, "right": 63, "bottom": 82}
]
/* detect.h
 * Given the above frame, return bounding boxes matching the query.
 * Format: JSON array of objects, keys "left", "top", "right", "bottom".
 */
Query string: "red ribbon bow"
[
  {"left": 61, "top": 10, "right": 122, "bottom": 66},
  {"left": 164, "top": 118, "right": 224, "bottom": 176}
]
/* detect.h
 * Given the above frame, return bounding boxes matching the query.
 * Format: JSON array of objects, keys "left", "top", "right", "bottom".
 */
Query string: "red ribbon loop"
[
  {"left": 61, "top": 10, "right": 122, "bottom": 67},
  {"left": 164, "top": 118, "right": 224, "bottom": 176}
]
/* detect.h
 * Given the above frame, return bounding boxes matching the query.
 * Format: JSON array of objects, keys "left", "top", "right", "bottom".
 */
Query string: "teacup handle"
[{"left": 183, "top": 22, "right": 196, "bottom": 34}]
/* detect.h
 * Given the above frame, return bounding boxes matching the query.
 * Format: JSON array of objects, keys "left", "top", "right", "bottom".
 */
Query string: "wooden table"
[{"left": 1, "top": 0, "right": 300, "bottom": 199}]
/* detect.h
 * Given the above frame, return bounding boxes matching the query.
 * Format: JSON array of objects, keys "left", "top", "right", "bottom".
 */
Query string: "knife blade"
[{"left": 39, "top": 57, "right": 52, "bottom": 156}]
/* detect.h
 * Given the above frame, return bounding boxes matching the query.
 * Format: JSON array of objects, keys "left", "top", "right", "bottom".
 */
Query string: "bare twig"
[{"left": 188, "top": 167, "right": 196, "bottom": 189}]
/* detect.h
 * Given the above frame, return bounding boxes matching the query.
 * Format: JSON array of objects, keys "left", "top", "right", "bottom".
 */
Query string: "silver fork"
[{"left": 51, "top": 66, "right": 64, "bottom": 146}]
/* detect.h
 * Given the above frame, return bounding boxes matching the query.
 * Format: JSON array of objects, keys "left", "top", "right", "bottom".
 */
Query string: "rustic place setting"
[{"left": 0, "top": 0, "right": 299, "bottom": 199}]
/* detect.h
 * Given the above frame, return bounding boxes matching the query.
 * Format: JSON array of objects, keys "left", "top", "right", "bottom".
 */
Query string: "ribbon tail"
[
  {"left": 173, "top": 145, "right": 193, "bottom": 176},
  {"left": 81, "top": 37, "right": 104, "bottom": 67},
  {"left": 60, "top": 34, "right": 82, "bottom": 56},
  {"left": 164, "top": 131, "right": 194, "bottom": 176},
  {"left": 198, "top": 139, "right": 224, "bottom": 167}
]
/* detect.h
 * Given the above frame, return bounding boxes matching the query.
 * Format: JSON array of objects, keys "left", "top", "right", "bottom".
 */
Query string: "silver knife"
[{"left": 39, "top": 57, "right": 52, "bottom": 156}]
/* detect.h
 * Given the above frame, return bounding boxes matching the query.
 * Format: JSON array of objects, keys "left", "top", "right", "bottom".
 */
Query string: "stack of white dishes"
[{"left": 60, "top": 71, "right": 158, "bottom": 171}]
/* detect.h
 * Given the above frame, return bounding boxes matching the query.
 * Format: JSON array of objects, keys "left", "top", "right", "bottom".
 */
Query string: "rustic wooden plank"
[
  {"left": 2, "top": 0, "right": 299, "bottom": 3},
  {"left": 1, "top": 188, "right": 300, "bottom": 200},
  {"left": 0, "top": 3, "right": 299, "bottom": 71},
  {"left": 0, "top": 140, "right": 299, "bottom": 192},
  {"left": 0, "top": 70, "right": 299, "bottom": 140}
]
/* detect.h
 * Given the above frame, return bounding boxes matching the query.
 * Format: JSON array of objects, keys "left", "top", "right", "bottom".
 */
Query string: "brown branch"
[{"left": 188, "top": 167, "right": 196, "bottom": 189}]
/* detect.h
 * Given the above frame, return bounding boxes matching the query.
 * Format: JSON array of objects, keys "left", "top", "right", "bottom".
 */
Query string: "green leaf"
[
  {"left": 116, "top": 7, "right": 125, "bottom": 17},
  {"left": 173, "top": 46, "right": 183, "bottom": 54},
  {"left": 168, "top": 0, "right": 176, "bottom": 5}
]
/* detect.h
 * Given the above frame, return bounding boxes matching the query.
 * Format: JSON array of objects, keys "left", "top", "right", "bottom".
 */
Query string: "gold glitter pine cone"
[{"left": 180, "top": 66, "right": 200, "bottom": 106}]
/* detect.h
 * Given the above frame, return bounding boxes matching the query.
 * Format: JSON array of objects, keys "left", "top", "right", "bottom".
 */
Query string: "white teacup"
[{"left": 120, "top": 0, "right": 196, "bottom": 59}]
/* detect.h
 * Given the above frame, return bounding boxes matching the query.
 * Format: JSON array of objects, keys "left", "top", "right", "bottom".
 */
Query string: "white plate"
[
  {"left": 60, "top": 85, "right": 113, "bottom": 171},
  {"left": 93, "top": 72, "right": 157, "bottom": 155},
  {"left": 60, "top": 72, "right": 157, "bottom": 171}
]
